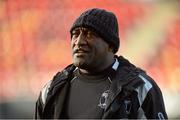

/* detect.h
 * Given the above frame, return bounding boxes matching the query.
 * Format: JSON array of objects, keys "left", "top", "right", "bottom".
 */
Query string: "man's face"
[{"left": 71, "top": 27, "right": 110, "bottom": 70}]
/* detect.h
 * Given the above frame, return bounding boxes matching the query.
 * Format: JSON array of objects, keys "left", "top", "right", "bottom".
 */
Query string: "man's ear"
[{"left": 108, "top": 46, "right": 114, "bottom": 53}]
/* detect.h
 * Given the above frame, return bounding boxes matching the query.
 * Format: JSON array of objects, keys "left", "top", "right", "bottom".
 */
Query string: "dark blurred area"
[{"left": 0, "top": 100, "right": 34, "bottom": 119}]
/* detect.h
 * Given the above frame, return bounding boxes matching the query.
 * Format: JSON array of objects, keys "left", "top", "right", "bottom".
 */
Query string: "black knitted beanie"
[{"left": 70, "top": 8, "right": 120, "bottom": 53}]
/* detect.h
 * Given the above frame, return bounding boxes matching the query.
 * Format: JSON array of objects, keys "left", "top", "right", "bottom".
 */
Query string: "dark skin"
[{"left": 71, "top": 27, "right": 115, "bottom": 74}]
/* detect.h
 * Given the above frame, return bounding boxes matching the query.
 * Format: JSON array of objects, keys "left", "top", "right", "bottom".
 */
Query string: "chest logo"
[{"left": 98, "top": 90, "right": 109, "bottom": 109}]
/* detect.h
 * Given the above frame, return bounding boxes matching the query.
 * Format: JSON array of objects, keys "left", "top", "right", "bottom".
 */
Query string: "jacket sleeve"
[
  {"left": 34, "top": 80, "right": 52, "bottom": 119},
  {"left": 34, "top": 92, "right": 44, "bottom": 119},
  {"left": 136, "top": 73, "right": 168, "bottom": 119},
  {"left": 141, "top": 86, "right": 168, "bottom": 119}
]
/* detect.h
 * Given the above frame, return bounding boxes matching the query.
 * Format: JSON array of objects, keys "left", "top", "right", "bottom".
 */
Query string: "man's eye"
[
  {"left": 87, "top": 31, "right": 98, "bottom": 38},
  {"left": 72, "top": 32, "right": 79, "bottom": 38}
]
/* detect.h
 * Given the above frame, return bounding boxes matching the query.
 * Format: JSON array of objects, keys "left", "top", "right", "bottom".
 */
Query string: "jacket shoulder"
[
  {"left": 116, "top": 56, "right": 146, "bottom": 89},
  {"left": 40, "top": 64, "right": 76, "bottom": 105}
]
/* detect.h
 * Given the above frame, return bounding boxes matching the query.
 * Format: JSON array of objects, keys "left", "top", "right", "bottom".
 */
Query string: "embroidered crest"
[{"left": 98, "top": 90, "right": 110, "bottom": 109}]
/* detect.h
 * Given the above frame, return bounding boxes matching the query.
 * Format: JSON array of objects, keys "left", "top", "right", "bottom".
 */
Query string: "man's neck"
[{"left": 79, "top": 57, "right": 115, "bottom": 75}]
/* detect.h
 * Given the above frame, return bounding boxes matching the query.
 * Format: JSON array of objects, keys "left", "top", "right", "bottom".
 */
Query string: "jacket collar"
[
  {"left": 104, "top": 56, "right": 144, "bottom": 111},
  {"left": 51, "top": 64, "right": 75, "bottom": 92}
]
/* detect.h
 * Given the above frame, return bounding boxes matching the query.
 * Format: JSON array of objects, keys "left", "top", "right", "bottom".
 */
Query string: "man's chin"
[
  {"left": 73, "top": 56, "right": 92, "bottom": 68},
  {"left": 74, "top": 61, "right": 85, "bottom": 67}
]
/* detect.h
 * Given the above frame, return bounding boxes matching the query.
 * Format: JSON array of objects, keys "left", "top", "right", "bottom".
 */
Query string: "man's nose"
[{"left": 75, "top": 33, "right": 87, "bottom": 46}]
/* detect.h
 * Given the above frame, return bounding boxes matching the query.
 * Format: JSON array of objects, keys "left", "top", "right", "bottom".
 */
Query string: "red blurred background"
[{"left": 0, "top": 0, "right": 180, "bottom": 118}]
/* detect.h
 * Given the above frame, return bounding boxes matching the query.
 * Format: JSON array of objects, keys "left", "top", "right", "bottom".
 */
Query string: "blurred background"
[{"left": 0, "top": 0, "right": 180, "bottom": 118}]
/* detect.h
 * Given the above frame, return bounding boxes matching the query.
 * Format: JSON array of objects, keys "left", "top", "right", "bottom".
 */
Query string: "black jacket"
[{"left": 35, "top": 56, "right": 168, "bottom": 119}]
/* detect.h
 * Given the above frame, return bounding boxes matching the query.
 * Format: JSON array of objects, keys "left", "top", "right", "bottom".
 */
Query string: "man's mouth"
[
  {"left": 73, "top": 49, "right": 89, "bottom": 56},
  {"left": 74, "top": 49, "right": 89, "bottom": 54}
]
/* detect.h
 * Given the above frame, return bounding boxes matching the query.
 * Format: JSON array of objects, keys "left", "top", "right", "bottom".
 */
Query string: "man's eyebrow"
[
  {"left": 72, "top": 28, "right": 80, "bottom": 33},
  {"left": 73, "top": 28, "right": 89, "bottom": 33},
  {"left": 73, "top": 28, "right": 80, "bottom": 31}
]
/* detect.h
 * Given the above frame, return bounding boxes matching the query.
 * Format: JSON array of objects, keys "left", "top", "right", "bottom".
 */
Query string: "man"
[{"left": 35, "top": 8, "right": 168, "bottom": 119}]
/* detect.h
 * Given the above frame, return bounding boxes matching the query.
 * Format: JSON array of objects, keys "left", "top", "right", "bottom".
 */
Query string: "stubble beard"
[{"left": 73, "top": 57, "right": 88, "bottom": 69}]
